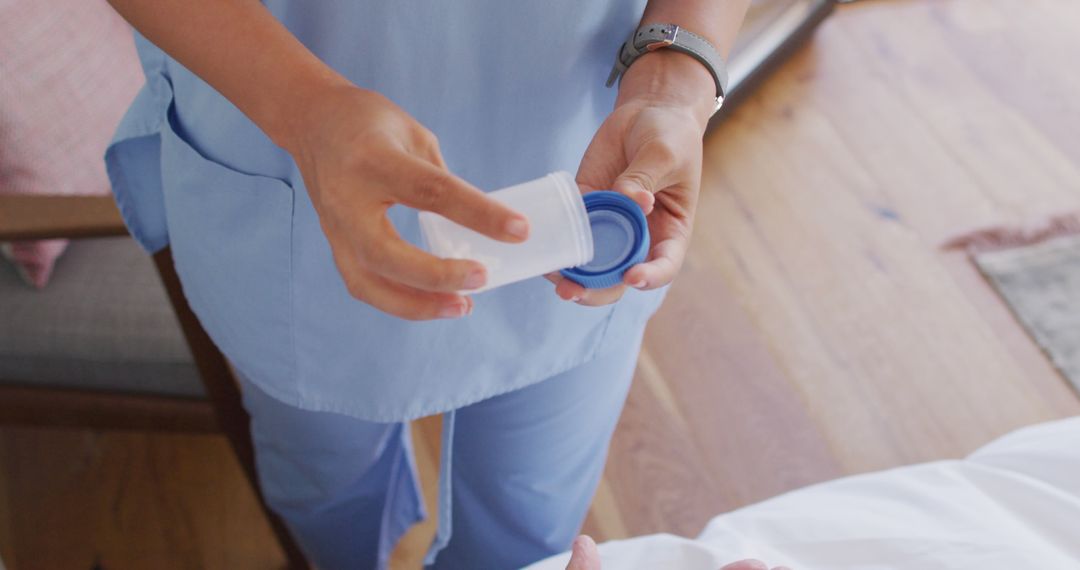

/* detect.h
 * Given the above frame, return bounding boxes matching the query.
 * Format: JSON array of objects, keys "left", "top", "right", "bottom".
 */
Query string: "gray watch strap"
[{"left": 606, "top": 23, "right": 729, "bottom": 112}]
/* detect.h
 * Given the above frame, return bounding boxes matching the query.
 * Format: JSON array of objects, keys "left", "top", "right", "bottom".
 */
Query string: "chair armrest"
[{"left": 0, "top": 194, "right": 127, "bottom": 241}]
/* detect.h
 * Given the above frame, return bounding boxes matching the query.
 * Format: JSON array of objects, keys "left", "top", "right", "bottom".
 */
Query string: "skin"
[
  {"left": 548, "top": 0, "right": 752, "bottom": 306},
  {"left": 564, "top": 534, "right": 792, "bottom": 570},
  {"left": 545, "top": 50, "right": 716, "bottom": 306},
  {"left": 285, "top": 86, "right": 529, "bottom": 319},
  {"left": 107, "top": 0, "right": 750, "bottom": 319}
]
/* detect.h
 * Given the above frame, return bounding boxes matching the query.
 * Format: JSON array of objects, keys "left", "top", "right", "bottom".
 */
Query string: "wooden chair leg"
[{"left": 153, "top": 248, "right": 310, "bottom": 570}]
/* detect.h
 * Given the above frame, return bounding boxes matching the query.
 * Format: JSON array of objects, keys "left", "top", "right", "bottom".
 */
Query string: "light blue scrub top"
[{"left": 106, "top": 0, "right": 665, "bottom": 422}]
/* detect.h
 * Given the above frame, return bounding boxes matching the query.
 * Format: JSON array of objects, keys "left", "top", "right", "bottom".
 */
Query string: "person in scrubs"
[{"left": 104, "top": 0, "right": 749, "bottom": 568}]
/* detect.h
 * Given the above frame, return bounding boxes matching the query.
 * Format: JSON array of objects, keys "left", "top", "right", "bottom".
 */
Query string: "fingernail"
[
  {"left": 438, "top": 302, "right": 467, "bottom": 318},
  {"left": 571, "top": 295, "right": 582, "bottom": 302},
  {"left": 506, "top": 217, "right": 529, "bottom": 240},
  {"left": 633, "top": 280, "right": 647, "bottom": 289},
  {"left": 463, "top": 269, "right": 486, "bottom": 290}
]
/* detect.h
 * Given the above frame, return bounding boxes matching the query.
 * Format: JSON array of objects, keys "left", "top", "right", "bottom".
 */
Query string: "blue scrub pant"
[{"left": 239, "top": 333, "right": 641, "bottom": 570}]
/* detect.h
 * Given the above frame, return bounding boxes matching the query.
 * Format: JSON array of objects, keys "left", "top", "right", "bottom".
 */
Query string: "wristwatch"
[{"left": 606, "top": 23, "right": 729, "bottom": 115}]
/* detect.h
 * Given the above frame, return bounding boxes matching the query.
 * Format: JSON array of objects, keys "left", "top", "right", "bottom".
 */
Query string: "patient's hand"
[
  {"left": 565, "top": 536, "right": 601, "bottom": 570},
  {"left": 720, "top": 561, "right": 792, "bottom": 570},
  {"left": 564, "top": 535, "right": 791, "bottom": 570}
]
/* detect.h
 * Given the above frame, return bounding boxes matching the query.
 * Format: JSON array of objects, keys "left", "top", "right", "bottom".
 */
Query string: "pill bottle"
[
  {"left": 419, "top": 171, "right": 592, "bottom": 293},
  {"left": 419, "top": 172, "right": 649, "bottom": 293}
]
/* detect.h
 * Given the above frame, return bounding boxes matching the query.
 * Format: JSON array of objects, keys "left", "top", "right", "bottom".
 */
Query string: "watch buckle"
[{"left": 645, "top": 25, "right": 679, "bottom": 51}]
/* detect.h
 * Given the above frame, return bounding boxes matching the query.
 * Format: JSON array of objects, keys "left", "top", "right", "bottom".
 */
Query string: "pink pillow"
[{"left": 0, "top": 0, "right": 143, "bottom": 287}]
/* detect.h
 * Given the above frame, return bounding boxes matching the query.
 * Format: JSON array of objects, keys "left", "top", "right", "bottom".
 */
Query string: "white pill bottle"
[
  {"left": 419, "top": 171, "right": 650, "bottom": 293},
  {"left": 418, "top": 172, "right": 592, "bottom": 293}
]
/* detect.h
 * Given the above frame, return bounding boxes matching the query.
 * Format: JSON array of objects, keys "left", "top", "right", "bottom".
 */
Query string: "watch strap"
[{"left": 607, "top": 23, "right": 728, "bottom": 111}]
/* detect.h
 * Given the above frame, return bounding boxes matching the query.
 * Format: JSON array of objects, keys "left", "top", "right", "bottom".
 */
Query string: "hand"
[
  {"left": 284, "top": 85, "right": 530, "bottom": 320},
  {"left": 721, "top": 561, "right": 792, "bottom": 570},
  {"left": 563, "top": 534, "right": 791, "bottom": 570},
  {"left": 565, "top": 535, "right": 600, "bottom": 570},
  {"left": 547, "top": 51, "right": 715, "bottom": 306}
]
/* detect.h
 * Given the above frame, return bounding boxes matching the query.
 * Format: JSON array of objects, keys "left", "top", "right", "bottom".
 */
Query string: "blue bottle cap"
[{"left": 560, "top": 191, "right": 649, "bottom": 289}]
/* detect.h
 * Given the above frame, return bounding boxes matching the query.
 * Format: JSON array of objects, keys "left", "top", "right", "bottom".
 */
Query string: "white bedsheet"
[{"left": 527, "top": 417, "right": 1080, "bottom": 569}]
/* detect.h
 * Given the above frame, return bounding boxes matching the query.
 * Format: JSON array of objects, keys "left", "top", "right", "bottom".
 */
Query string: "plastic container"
[
  {"left": 560, "top": 191, "right": 650, "bottom": 289},
  {"left": 419, "top": 171, "right": 593, "bottom": 293}
]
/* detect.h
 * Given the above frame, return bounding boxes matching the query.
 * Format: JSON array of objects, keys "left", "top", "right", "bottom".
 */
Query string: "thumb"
[
  {"left": 565, "top": 535, "right": 601, "bottom": 570},
  {"left": 612, "top": 140, "right": 678, "bottom": 214}
]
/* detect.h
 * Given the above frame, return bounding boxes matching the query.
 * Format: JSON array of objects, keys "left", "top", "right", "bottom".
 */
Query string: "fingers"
[
  {"left": 556, "top": 277, "right": 588, "bottom": 303},
  {"left": 396, "top": 156, "right": 530, "bottom": 243},
  {"left": 332, "top": 244, "right": 474, "bottom": 320},
  {"left": 565, "top": 535, "right": 601, "bottom": 570},
  {"left": 356, "top": 217, "right": 489, "bottom": 292},
  {"left": 325, "top": 150, "right": 514, "bottom": 317},
  {"left": 547, "top": 226, "right": 688, "bottom": 302},
  {"left": 612, "top": 138, "right": 681, "bottom": 213},
  {"left": 622, "top": 236, "right": 687, "bottom": 291},
  {"left": 547, "top": 272, "right": 628, "bottom": 306}
]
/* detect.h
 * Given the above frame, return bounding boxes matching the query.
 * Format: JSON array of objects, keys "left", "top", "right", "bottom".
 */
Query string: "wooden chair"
[{"left": 0, "top": 194, "right": 309, "bottom": 569}]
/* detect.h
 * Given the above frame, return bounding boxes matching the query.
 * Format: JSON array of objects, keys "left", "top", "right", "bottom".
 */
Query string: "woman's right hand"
[
  {"left": 281, "top": 84, "right": 530, "bottom": 320},
  {"left": 107, "top": 0, "right": 527, "bottom": 320}
]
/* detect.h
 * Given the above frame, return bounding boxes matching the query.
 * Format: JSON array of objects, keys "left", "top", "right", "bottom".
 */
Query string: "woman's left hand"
[{"left": 547, "top": 50, "right": 717, "bottom": 305}]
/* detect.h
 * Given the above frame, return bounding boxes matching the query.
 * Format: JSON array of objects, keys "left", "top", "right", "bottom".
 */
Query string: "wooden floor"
[{"left": 4, "top": 1, "right": 1080, "bottom": 568}]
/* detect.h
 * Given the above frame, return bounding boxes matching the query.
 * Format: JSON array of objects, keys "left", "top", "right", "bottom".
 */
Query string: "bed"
[{"left": 527, "top": 417, "right": 1080, "bottom": 569}]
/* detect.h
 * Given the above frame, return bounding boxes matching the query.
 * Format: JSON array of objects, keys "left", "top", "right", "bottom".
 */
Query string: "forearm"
[
  {"left": 107, "top": 0, "right": 347, "bottom": 149},
  {"left": 621, "top": 0, "right": 751, "bottom": 128}
]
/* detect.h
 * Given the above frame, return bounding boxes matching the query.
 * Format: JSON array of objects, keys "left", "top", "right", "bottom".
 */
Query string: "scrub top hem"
[{"left": 235, "top": 332, "right": 638, "bottom": 423}]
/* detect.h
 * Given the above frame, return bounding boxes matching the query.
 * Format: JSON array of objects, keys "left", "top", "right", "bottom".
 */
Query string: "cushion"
[
  {"left": 0, "top": 237, "right": 203, "bottom": 397},
  {"left": 0, "top": 0, "right": 143, "bottom": 287}
]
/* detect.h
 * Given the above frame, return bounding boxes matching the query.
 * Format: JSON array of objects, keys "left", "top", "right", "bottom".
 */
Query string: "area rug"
[{"left": 948, "top": 214, "right": 1080, "bottom": 394}]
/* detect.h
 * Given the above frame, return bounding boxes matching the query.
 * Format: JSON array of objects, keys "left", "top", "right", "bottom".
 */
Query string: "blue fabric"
[
  {"left": 106, "top": 1, "right": 665, "bottom": 421},
  {"left": 240, "top": 332, "right": 641, "bottom": 569}
]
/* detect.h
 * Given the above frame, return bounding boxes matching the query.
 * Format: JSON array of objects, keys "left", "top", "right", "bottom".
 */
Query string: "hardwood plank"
[
  {"left": 928, "top": 0, "right": 1080, "bottom": 185},
  {"left": 0, "top": 432, "right": 16, "bottom": 569},
  {"left": 596, "top": 366, "right": 725, "bottom": 538},
  {"left": 835, "top": 2, "right": 1080, "bottom": 222},
  {"left": 1, "top": 428, "right": 284, "bottom": 570},
  {"left": 640, "top": 265, "right": 843, "bottom": 506}
]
